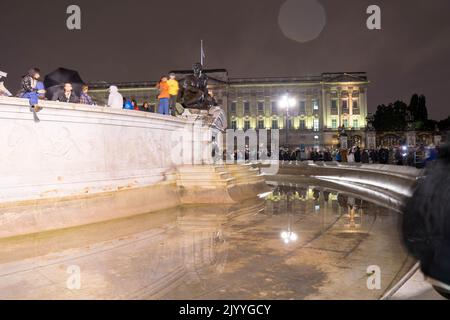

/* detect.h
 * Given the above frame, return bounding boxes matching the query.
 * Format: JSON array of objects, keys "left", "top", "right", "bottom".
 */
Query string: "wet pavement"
[{"left": 0, "top": 181, "right": 414, "bottom": 300}]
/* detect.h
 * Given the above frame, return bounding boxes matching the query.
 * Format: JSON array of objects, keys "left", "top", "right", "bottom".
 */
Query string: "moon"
[{"left": 278, "top": 0, "right": 327, "bottom": 43}]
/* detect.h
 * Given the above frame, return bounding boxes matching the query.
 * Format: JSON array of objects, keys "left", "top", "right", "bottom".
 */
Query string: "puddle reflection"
[{"left": 0, "top": 181, "right": 412, "bottom": 300}]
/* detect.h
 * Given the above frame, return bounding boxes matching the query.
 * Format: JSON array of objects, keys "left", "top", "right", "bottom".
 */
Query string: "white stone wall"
[{"left": 0, "top": 97, "right": 193, "bottom": 204}]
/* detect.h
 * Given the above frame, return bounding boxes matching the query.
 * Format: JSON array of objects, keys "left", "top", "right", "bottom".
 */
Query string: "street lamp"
[{"left": 279, "top": 94, "right": 296, "bottom": 148}]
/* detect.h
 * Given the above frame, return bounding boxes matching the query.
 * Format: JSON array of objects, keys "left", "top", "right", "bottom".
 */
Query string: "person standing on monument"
[
  {"left": 167, "top": 73, "right": 179, "bottom": 116},
  {"left": 156, "top": 76, "right": 170, "bottom": 115}
]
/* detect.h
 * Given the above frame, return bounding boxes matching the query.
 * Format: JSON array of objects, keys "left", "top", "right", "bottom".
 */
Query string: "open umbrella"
[{"left": 44, "top": 67, "right": 84, "bottom": 100}]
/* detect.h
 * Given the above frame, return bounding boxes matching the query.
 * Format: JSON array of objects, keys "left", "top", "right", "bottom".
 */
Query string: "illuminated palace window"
[
  {"left": 244, "top": 120, "right": 251, "bottom": 131},
  {"left": 342, "top": 99, "right": 349, "bottom": 114},
  {"left": 332, "top": 119, "right": 338, "bottom": 129},
  {"left": 258, "top": 119, "right": 265, "bottom": 129},
  {"left": 353, "top": 99, "right": 360, "bottom": 115},
  {"left": 343, "top": 119, "right": 349, "bottom": 128},
  {"left": 313, "top": 99, "right": 319, "bottom": 111},
  {"left": 271, "top": 101, "right": 277, "bottom": 114},
  {"left": 244, "top": 101, "right": 250, "bottom": 114},
  {"left": 287, "top": 118, "right": 293, "bottom": 129},
  {"left": 230, "top": 102, "right": 237, "bottom": 113},
  {"left": 299, "top": 101, "right": 306, "bottom": 114},
  {"left": 353, "top": 119, "right": 359, "bottom": 129},
  {"left": 331, "top": 99, "right": 338, "bottom": 115},
  {"left": 313, "top": 119, "right": 320, "bottom": 132},
  {"left": 257, "top": 101, "right": 265, "bottom": 114},
  {"left": 299, "top": 119, "right": 306, "bottom": 130},
  {"left": 272, "top": 119, "right": 279, "bottom": 129},
  {"left": 231, "top": 120, "right": 237, "bottom": 130}
]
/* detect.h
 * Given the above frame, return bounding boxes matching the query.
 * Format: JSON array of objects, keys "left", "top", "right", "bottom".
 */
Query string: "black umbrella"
[{"left": 44, "top": 67, "right": 84, "bottom": 100}]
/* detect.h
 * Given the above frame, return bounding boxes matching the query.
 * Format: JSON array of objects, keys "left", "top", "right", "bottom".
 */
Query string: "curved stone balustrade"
[{"left": 259, "top": 161, "right": 423, "bottom": 211}]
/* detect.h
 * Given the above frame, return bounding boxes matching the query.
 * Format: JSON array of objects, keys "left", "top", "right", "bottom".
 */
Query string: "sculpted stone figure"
[{"left": 179, "top": 63, "right": 215, "bottom": 110}]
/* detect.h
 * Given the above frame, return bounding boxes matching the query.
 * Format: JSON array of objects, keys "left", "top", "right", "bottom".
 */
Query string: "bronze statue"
[{"left": 179, "top": 62, "right": 215, "bottom": 110}]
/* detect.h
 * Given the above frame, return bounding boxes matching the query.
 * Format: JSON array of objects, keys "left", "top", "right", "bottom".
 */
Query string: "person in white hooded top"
[
  {"left": 0, "top": 71, "right": 12, "bottom": 97},
  {"left": 108, "top": 85, "right": 123, "bottom": 109}
]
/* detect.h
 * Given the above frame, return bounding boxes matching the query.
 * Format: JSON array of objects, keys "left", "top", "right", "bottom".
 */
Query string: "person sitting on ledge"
[
  {"left": 36, "top": 81, "right": 46, "bottom": 100},
  {"left": 0, "top": 71, "right": 13, "bottom": 97},
  {"left": 140, "top": 101, "right": 151, "bottom": 112},
  {"left": 56, "top": 83, "right": 79, "bottom": 104},
  {"left": 132, "top": 99, "right": 139, "bottom": 111},
  {"left": 17, "top": 67, "right": 45, "bottom": 111},
  {"left": 79, "top": 85, "right": 95, "bottom": 106},
  {"left": 108, "top": 85, "right": 123, "bottom": 109},
  {"left": 123, "top": 97, "right": 134, "bottom": 110}
]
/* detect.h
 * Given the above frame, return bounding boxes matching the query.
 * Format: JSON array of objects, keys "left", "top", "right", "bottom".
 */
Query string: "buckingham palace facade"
[{"left": 89, "top": 70, "right": 369, "bottom": 149}]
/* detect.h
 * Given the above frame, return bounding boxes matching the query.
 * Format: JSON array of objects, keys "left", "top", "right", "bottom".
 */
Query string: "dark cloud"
[{"left": 1, "top": 0, "right": 449, "bottom": 119}]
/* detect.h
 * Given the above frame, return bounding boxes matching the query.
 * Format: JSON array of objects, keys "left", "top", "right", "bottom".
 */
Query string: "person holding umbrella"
[{"left": 44, "top": 67, "right": 84, "bottom": 102}]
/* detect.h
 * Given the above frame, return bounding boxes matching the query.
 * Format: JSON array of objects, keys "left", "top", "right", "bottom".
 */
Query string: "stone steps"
[
  {"left": 176, "top": 164, "right": 269, "bottom": 205},
  {"left": 226, "top": 164, "right": 265, "bottom": 185},
  {"left": 176, "top": 165, "right": 235, "bottom": 188}
]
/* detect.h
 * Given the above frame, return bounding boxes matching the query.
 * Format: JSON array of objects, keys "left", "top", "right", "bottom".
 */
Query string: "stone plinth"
[{"left": 0, "top": 97, "right": 268, "bottom": 238}]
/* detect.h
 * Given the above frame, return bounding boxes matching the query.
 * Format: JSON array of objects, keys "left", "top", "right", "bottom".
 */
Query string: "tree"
[
  {"left": 439, "top": 116, "right": 450, "bottom": 131},
  {"left": 374, "top": 94, "right": 441, "bottom": 132},
  {"left": 373, "top": 101, "right": 407, "bottom": 131},
  {"left": 409, "top": 94, "right": 419, "bottom": 120},
  {"left": 417, "top": 95, "right": 428, "bottom": 122}
]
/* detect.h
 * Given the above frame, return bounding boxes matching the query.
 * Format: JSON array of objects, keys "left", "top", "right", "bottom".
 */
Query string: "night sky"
[{"left": 1, "top": 0, "right": 449, "bottom": 119}]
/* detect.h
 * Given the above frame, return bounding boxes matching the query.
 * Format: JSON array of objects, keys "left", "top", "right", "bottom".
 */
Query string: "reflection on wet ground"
[{"left": 0, "top": 180, "right": 414, "bottom": 300}]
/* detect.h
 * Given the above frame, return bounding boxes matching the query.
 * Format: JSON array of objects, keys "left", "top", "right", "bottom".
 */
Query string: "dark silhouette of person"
[{"left": 403, "top": 142, "right": 450, "bottom": 299}]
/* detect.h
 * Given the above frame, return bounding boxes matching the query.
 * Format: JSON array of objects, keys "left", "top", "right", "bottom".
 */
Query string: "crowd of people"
[
  {"left": 278, "top": 144, "right": 441, "bottom": 167},
  {"left": 221, "top": 144, "right": 443, "bottom": 168},
  {"left": 0, "top": 67, "right": 181, "bottom": 116}
]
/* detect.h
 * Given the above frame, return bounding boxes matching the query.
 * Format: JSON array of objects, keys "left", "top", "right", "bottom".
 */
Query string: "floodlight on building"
[{"left": 279, "top": 95, "right": 296, "bottom": 109}]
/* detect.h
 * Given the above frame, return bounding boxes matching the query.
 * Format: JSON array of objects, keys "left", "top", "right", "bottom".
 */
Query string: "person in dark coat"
[
  {"left": 17, "top": 67, "right": 44, "bottom": 109},
  {"left": 379, "top": 147, "right": 389, "bottom": 164},
  {"left": 354, "top": 147, "right": 362, "bottom": 163},
  {"left": 403, "top": 142, "right": 450, "bottom": 299},
  {"left": 361, "top": 149, "right": 370, "bottom": 164},
  {"left": 55, "top": 83, "right": 79, "bottom": 103}
]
